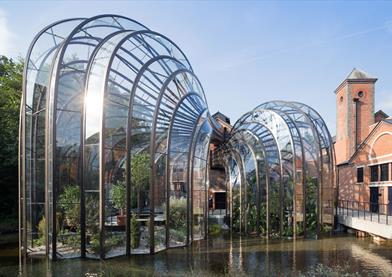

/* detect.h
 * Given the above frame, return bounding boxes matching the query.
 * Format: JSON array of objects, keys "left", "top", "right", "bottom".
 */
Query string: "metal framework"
[
  {"left": 19, "top": 15, "right": 211, "bottom": 260},
  {"left": 19, "top": 14, "right": 336, "bottom": 260},
  {"left": 214, "top": 101, "right": 335, "bottom": 238}
]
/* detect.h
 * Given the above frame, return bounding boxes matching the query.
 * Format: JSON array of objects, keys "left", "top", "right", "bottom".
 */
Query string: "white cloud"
[{"left": 0, "top": 8, "right": 16, "bottom": 56}]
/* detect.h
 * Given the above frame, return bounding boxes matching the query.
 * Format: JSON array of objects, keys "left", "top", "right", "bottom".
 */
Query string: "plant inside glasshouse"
[
  {"left": 163, "top": 196, "right": 187, "bottom": 245},
  {"left": 131, "top": 152, "right": 150, "bottom": 214},
  {"left": 110, "top": 181, "right": 126, "bottom": 226},
  {"left": 208, "top": 223, "right": 222, "bottom": 236},
  {"left": 33, "top": 217, "right": 46, "bottom": 248},
  {"left": 128, "top": 152, "right": 151, "bottom": 252},
  {"left": 246, "top": 180, "right": 257, "bottom": 234},
  {"left": 269, "top": 187, "right": 281, "bottom": 237},
  {"left": 258, "top": 203, "right": 267, "bottom": 236},
  {"left": 305, "top": 177, "right": 318, "bottom": 236},
  {"left": 58, "top": 185, "right": 80, "bottom": 230},
  {"left": 130, "top": 214, "right": 140, "bottom": 249},
  {"left": 19, "top": 14, "right": 334, "bottom": 260},
  {"left": 57, "top": 185, "right": 81, "bottom": 251}
]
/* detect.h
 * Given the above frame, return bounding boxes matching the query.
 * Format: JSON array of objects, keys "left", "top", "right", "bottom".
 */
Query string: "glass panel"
[
  {"left": 380, "top": 164, "right": 389, "bottom": 182},
  {"left": 371, "top": 165, "right": 378, "bottom": 182},
  {"left": 22, "top": 18, "right": 85, "bottom": 257}
]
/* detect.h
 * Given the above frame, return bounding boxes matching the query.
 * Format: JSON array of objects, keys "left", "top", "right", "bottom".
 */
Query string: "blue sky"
[{"left": 1, "top": 1, "right": 392, "bottom": 134}]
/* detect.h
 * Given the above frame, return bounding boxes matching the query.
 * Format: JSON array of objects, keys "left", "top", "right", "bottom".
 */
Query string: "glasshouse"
[
  {"left": 212, "top": 101, "right": 335, "bottom": 238},
  {"left": 19, "top": 14, "right": 336, "bottom": 260}
]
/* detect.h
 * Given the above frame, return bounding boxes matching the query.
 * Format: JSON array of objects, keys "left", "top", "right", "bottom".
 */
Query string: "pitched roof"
[
  {"left": 346, "top": 68, "right": 375, "bottom": 80},
  {"left": 212, "top": 111, "right": 231, "bottom": 124},
  {"left": 344, "top": 119, "right": 392, "bottom": 164},
  {"left": 335, "top": 68, "right": 377, "bottom": 93},
  {"left": 375, "top": 110, "right": 389, "bottom": 122}
]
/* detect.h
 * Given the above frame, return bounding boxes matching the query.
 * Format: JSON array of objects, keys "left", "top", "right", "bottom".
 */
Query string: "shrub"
[
  {"left": 167, "top": 197, "right": 187, "bottom": 232},
  {"left": 208, "top": 224, "right": 221, "bottom": 236},
  {"left": 110, "top": 181, "right": 126, "bottom": 212},
  {"left": 33, "top": 217, "right": 46, "bottom": 247},
  {"left": 130, "top": 214, "right": 140, "bottom": 249},
  {"left": 58, "top": 185, "right": 80, "bottom": 228}
]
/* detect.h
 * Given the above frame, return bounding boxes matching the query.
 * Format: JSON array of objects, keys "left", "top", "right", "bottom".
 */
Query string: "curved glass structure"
[
  {"left": 19, "top": 15, "right": 211, "bottom": 260},
  {"left": 19, "top": 15, "right": 335, "bottom": 260},
  {"left": 214, "top": 101, "right": 335, "bottom": 238}
]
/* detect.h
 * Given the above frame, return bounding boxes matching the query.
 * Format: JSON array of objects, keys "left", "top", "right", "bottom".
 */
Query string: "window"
[
  {"left": 370, "top": 165, "right": 378, "bottom": 182},
  {"left": 358, "top": 91, "right": 364, "bottom": 98},
  {"left": 357, "top": 167, "right": 364, "bottom": 183},
  {"left": 380, "top": 163, "right": 389, "bottom": 181}
]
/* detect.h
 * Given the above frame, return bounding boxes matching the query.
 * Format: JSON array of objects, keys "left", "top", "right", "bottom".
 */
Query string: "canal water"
[{"left": 1, "top": 234, "right": 392, "bottom": 276}]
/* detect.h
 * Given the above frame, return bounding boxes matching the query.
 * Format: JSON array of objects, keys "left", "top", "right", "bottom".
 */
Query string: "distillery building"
[{"left": 336, "top": 68, "right": 392, "bottom": 213}]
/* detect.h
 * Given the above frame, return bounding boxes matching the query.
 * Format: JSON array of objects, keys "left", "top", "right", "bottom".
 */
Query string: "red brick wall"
[{"left": 338, "top": 122, "right": 392, "bottom": 205}]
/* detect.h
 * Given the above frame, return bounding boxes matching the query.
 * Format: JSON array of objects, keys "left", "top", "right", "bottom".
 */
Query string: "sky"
[{"left": 1, "top": 1, "right": 392, "bottom": 134}]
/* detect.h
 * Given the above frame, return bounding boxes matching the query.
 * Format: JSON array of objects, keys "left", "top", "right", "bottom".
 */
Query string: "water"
[{"left": 1, "top": 234, "right": 392, "bottom": 276}]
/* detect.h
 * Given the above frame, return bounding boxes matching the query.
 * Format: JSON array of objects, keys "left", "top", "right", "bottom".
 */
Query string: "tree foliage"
[
  {"left": 0, "top": 55, "right": 23, "bottom": 225},
  {"left": 131, "top": 152, "right": 150, "bottom": 190},
  {"left": 110, "top": 181, "right": 126, "bottom": 211},
  {"left": 131, "top": 152, "right": 150, "bottom": 213}
]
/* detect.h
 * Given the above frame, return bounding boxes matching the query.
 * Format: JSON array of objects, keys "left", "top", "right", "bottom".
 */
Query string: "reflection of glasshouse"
[{"left": 19, "top": 14, "right": 336, "bottom": 260}]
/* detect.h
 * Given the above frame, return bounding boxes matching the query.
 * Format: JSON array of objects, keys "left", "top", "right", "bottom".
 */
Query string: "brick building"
[
  {"left": 208, "top": 112, "right": 232, "bottom": 211},
  {"left": 336, "top": 68, "right": 392, "bottom": 213}
]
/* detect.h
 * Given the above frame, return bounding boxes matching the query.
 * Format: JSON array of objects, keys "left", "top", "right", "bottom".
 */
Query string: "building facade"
[{"left": 336, "top": 69, "right": 392, "bottom": 213}]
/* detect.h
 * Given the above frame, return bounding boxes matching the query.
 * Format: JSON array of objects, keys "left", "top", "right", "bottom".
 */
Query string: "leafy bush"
[
  {"left": 130, "top": 214, "right": 140, "bottom": 249},
  {"left": 38, "top": 217, "right": 46, "bottom": 238},
  {"left": 208, "top": 224, "right": 221, "bottom": 236},
  {"left": 59, "top": 230, "right": 80, "bottom": 250},
  {"left": 0, "top": 56, "right": 22, "bottom": 223},
  {"left": 58, "top": 185, "right": 80, "bottom": 228},
  {"left": 167, "top": 197, "right": 187, "bottom": 231},
  {"left": 33, "top": 217, "right": 46, "bottom": 247},
  {"left": 110, "top": 181, "right": 126, "bottom": 212},
  {"left": 305, "top": 177, "right": 318, "bottom": 236},
  {"left": 131, "top": 152, "right": 150, "bottom": 213}
]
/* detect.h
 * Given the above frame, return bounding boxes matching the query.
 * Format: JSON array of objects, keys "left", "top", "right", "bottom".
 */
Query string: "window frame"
[
  {"left": 370, "top": 165, "right": 379, "bottom": 182},
  {"left": 356, "top": 166, "right": 364, "bottom": 184},
  {"left": 380, "top": 163, "right": 389, "bottom": 182}
]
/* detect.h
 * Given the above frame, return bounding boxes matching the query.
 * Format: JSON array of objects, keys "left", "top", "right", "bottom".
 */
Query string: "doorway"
[
  {"left": 370, "top": 187, "right": 379, "bottom": 213},
  {"left": 214, "top": 192, "right": 227, "bottom": 210}
]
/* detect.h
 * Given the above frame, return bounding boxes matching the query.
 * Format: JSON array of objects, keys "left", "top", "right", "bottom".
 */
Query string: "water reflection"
[{"left": 3, "top": 234, "right": 392, "bottom": 276}]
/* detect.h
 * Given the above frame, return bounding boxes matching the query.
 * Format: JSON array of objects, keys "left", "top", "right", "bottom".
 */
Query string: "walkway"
[{"left": 337, "top": 206, "right": 392, "bottom": 239}]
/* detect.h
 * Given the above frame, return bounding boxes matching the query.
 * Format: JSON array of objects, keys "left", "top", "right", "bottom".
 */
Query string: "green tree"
[
  {"left": 110, "top": 181, "right": 126, "bottom": 214},
  {"left": 131, "top": 152, "right": 150, "bottom": 215},
  {"left": 0, "top": 55, "right": 23, "bottom": 229}
]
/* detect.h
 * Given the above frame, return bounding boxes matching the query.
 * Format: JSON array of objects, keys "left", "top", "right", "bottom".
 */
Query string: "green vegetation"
[
  {"left": 130, "top": 213, "right": 140, "bottom": 249},
  {"left": 89, "top": 233, "right": 124, "bottom": 254},
  {"left": 110, "top": 181, "right": 126, "bottom": 213},
  {"left": 305, "top": 177, "right": 318, "bottom": 236},
  {"left": 58, "top": 185, "right": 80, "bottom": 228},
  {"left": 131, "top": 152, "right": 150, "bottom": 214},
  {"left": 208, "top": 224, "right": 222, "bottom": 236},
  {"left": 33, "top": 217, "right": 46, "bottom": 247},
  {"left": 246, "top": 181, "right": 257, "bottom": 234},
  {"left": 168, "top": 197, "right": 187, "bottom": 231},
  {"left": 163, "top": 196, "right": 187, "bottom": 242},
  {"left": 0, "top": 56, "right": 22, "bottom": 233}
]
